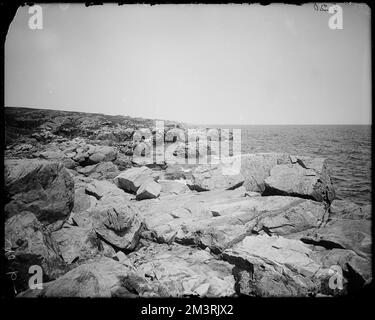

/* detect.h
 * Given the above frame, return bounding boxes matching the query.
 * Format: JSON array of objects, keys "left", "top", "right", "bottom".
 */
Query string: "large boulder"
[
  {"left": 264, "top": 156, "right": 335, "bottom": 203},
  {"left": 51, "top": 225, "right": 111, "bottom": 264},
  {"left": 17, "top": 257, "right": 160, "bottom": 298},
  {"left": 128, "top": 242, "right": 235, "bottom": 297},
  {"left": 114, "top": 166, "right": 159, "bottom": 194},
  {"left": 136, "top": 179, "right": 161, "bottom": 200},
  {"left": 73, "top": 201, "right": 143, "bottom": 250},
  {"left": 222, "top": 235, "right": 331, "bottom": 297},
  {"left": 240, "top": 153, "right": 290, "bottom": 192},
  {"left": 4, "top": 159, "right": 74, "bottom": 231},
  {"left": 5, "top": 212, "right": 67, "bottom": 293}
]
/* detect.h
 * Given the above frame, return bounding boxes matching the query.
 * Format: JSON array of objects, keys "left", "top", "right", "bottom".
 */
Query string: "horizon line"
[{"left": 4, "top": 105, "right": 372, "bottom": 126}]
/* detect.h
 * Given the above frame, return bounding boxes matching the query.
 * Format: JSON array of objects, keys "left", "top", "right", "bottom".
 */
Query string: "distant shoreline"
[
  {"left": 4, "top": 106, "right": 370, "bottom": 128},
  {"left": 188, "top": 124, "right": 372, "bottom": 128}
]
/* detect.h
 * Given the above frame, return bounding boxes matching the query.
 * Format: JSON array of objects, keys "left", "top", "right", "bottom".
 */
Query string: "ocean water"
[
  {"left": 235, "top": 125, "right": 371, "bottom": 206},
  {"left": 198, "top": 125, "right": 371, "bottom": 206}
]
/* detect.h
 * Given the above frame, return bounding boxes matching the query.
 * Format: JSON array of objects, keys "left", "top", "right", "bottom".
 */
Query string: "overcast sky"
[{"left": 5, "top": 3, "right": 371, "bottom": 125}]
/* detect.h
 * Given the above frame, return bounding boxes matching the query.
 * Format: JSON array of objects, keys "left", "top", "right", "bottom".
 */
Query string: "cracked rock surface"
[{"left": 4, "top": 107, "right": 371, "bottom": 297}]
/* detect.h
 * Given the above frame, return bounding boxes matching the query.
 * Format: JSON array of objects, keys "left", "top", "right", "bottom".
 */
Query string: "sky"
[{"left": 5, "top": 3, "right": 371, "bottom": 125}]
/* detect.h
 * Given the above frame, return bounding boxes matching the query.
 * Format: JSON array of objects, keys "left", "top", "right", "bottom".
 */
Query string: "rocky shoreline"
[{"left": 4, "top": 107, "right": 372, "bottom": 297}]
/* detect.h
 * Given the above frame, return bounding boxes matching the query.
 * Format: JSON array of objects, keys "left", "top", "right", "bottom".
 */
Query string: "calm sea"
[{"left": 202, "top": 125, "right": 371, "bottom": 206}]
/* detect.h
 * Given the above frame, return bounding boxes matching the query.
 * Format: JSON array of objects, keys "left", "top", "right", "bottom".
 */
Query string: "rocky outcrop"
[
  {"left": 69, "top": 176, "right": 144, "bottom": 250},
  {"left": 17, "top": 257, "right": 159, "bottom": 298},
  {"left": 5, "top": 107, "right": 370, "bottom": 298},
  {"left": 5, "top": 212, "right": 67, "bottom": 293},
  {"left": 51, "top": 225, "right": 112, "bottom": 264},
  {"left": 249, "top": 198, "right": 327, "bottom": 236},
  {"left": 17, "top": 242, "right": 236, "bottom": 298},
  {"left": 240, "top": 153, "right": 290, "bottom": 192},
  {"left": 5, "top": 106, "right": 182, "bottom": 146},
  {"left": 137, "top": 192, "right": 327, "bottom": 253},
  {"left": 128, "top": 242, "right": 236, "bottom": 297},
  {"left": 222, "top": 235, "right": 331, "bottom": 297},
  {"left": 182, "top": 153, "right": 335, "bottom": 203},
  {"left": 73, "top": 201, "right": 143, "bottom": 251},
  {"left": 4, "top": 159, "right": 74, "bottom": 231},
  {"left": 264, "top": 156, "right": 335, "bottom": 203},
  {"left": 301, "top": 219, "right": 371, "bottom": 258}
]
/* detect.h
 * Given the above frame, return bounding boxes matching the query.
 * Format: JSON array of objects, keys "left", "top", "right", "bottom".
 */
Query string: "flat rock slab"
[
  {"left": 189, "top": 164, "right": 244, "bottom": 191},
  {"left": 159, "top": 180, "right": 191, "bottom": 196},
  {"left": 301, "top": 218, "right": 371, "bottom": 259},
  {"left": 329, "top": 200, "right": 371, "bottom": 220},
  {"left": 222, "top": 235, "right": 329, "bottom": 297},
  {"left": 128, "top": 242, "right": 236, "bottom": 297},
  {"left": 224, "top": 235, "right": 320, "bottom": 276},
  {"left": 250, "top": 198, "right": 326, "bottom": 236},
  {"left": 137, "top": 192, "right": 326, "bottom": 253}
]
